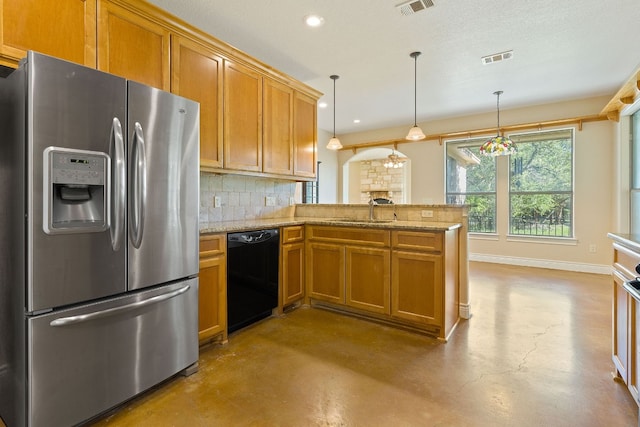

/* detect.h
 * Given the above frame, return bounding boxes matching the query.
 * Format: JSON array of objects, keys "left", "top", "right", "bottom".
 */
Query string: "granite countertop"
[{"left": 200, "top": 217, "right": 462, "bottom": 234}]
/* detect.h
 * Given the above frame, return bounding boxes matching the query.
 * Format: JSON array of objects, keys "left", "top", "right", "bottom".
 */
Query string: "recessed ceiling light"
[
  {"left": 304, "top": 15, "right": 324, "bottom": 27},
  {"left": 353, "top": 119, "right": 361, "bottom": 124},
  {"left": 318, "top": 102, "right": 328, "bottom": 108}
]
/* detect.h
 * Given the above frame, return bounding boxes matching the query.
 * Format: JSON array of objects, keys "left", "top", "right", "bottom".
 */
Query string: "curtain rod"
[{"left": 338, "top": 114, "right": 607, "bottom": 153}]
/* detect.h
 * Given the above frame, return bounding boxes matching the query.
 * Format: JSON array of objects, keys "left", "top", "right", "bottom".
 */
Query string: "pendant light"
[
  {"left": 406, "top": 51, "right": 426, "bottom": 141},
  {"left": 326, "top": 75, "right": 343, "bottom": 150},
  {"left": 479, "top": 90, "right": 517, "bottom": 156}
]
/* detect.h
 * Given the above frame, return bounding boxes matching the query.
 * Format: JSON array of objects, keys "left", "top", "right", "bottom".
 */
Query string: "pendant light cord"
[
  {"left": 333, "top": 78, "right": 336, "bottom": 137},
  {"left": 495, "top": 90, "right": 502, "bottom": 136},
  {"left": 413, "top": 54, "right": 418, "bottom": 127},
  {"left": 330, "top": 75, "right": 339, "bottom": 138},
  {"left": 408, "top": 52, "right": 421, "bottom": 128}
]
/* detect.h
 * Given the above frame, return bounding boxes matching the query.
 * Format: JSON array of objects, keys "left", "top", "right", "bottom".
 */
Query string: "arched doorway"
[{"left": 342, "top": 148, "right": 411, "bottom": 204}]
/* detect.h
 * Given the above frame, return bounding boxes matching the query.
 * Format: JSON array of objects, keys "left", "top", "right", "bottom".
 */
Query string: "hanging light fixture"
[
  {"left": 326, "top": 75, "right": 343, "bottom": 150},
  {"left": 406, "top": 51, "right": 426, "bottom": 141},
  {"left": 480, "top": 90, "right": 517, "bottom": 156},
  {"left": 383, "top": 148, "right": 407, "bottom": 169}
]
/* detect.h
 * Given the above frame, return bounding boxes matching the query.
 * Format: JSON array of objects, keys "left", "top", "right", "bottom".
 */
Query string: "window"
[
  {"left": 446, "top": 129, "right": 574, "bottom": 237},
  {"left": 302, "top": 181, "right": 318, "bottom": 203},
  {"left": 509, "top": 129, "right": 574, "bottom": 237},
  {"left": 302, "top": 161, "right": 321, "bottom": 204},
  {"left": 446, "top": 137, "right": 497, "bottom": 233}
]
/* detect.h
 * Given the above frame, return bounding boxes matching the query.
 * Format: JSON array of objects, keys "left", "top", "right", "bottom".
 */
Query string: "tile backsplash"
[{"left": 199, "top": 173, "right": 296, "bottom": 228}]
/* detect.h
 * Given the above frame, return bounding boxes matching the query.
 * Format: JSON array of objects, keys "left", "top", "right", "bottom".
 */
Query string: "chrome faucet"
[{"left": 369, "top": 197, "right": 378, "bottom": 220}]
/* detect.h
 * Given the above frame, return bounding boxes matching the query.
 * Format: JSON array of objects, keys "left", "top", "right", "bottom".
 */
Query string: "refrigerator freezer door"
[
  {"left": 127, "top": 81, "right": 200, "bottom": 290},
  {"left": 27, "top": 52, "right": 127, "bottom": 312},
  {"left": 27, "top": 279, "right": 199, "bottom": 427}
]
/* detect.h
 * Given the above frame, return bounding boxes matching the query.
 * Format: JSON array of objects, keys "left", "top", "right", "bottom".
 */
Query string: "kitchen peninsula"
[{"left": 199, "top": 203, "right": 469, "bottom": 342}]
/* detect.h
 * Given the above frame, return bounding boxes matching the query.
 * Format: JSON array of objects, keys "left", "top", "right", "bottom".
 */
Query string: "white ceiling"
[{"left": 148, "top": 0, "right": 640, "bottom": 135}]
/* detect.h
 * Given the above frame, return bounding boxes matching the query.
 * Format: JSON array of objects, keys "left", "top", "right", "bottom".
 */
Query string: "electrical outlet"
[
  {"left": 589, "top": 244, "right": 597, "bottom": 253},
  {"left": 421, "top": 210, "right": 434, "bottom": 218},
  {"left": 214, "top": 196, "right": 221, "bottom": 208},
  {"left": 265, "top": 196, "right": 276, "bottom": 206}
]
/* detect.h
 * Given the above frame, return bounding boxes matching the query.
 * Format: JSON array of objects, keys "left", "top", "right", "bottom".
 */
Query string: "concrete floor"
[{"left": 4, "top": 262, "right": 638, "bottom": 426}]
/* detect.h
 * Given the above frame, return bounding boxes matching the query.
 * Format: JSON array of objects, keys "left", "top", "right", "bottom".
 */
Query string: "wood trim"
[
  {"left": 339, "top": 114, "right": 607, "bottom": 152},
  {"left": 601, "top": 67, "right": 640, "bottom": 121}
]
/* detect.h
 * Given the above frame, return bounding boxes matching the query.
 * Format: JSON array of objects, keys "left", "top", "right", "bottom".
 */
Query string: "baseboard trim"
[{"left": 469, "top": 253, "right": 612, "bottom": 275}]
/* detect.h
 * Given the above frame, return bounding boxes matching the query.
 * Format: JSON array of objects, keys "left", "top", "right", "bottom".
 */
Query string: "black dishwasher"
[{"left": 227, "top": 229, "right": 279, "bottom": 333}]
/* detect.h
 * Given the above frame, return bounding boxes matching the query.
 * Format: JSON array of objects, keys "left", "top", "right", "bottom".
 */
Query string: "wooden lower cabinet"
[
  {"left": 613, "top": 270, "right": 630, "bottom": 383},
  {"left": 610, "top": 237, "right": 640, "bottom": 405},
  {"left": 305, "top": 225, "right": 459, "bottom": 340},
  {"left": 391, "top": 250, "right": 442, "bottom": 325},
  {"left": 281, "top": 226, "right": 305, "bottom": 307},
  {"left": 307, "top": 242, "right": 344, "bottom": 304},
  {"left": 346, "top": 246, "right": 390, "bottom": 314},
  {"left": 199, "top": 234, "right": 227, "bottom": 343}
]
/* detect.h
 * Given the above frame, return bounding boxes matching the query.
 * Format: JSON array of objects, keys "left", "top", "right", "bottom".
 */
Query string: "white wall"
[
  {"left": 316, "top": 128, "right": 339, "bottom": 203},
  {"left": 326, "top": 95, "right": 616, "bottom": 272}
]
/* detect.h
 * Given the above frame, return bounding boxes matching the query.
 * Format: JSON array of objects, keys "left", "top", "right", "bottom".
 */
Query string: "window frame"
[
  {"left": 444, "top": 127, "right": 576, "bottom": 240},
  {"left": 506, "top": 128, "right": 575, "bottom": 239},
  {"left": 445, "top": 136, "right": 498, "bottom": 234}
]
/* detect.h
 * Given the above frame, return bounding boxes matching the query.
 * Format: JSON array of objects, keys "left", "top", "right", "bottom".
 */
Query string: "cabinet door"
[
  {"left": 391, "top": 250, "right": 442, "bottom": 326},
  {"left": 293, "top": 91, "right": 317, "bottom": 178},
  {"left": 282, "top": 242, "right": 304, "bottom": 306},
  {"left": 223, "top": 60, "right": 262, "bottom": 172},
  {"left": 97, "top": 0, "right": 170, "bottom": 90},
  {"left": 613, "top": 271, "right": 630, "bottom": 383},
  {"left": 172, "top": 36, "right": 223, "bottom": 169},
  {"left": 345, "top": 246, "right": 390, "bottom": 314},
  {"left": 263, "top": 78, "right": 293, "bottom": 175},
  {"left": 199, "top": 235, "right": 227, "bottom": 343},
  {"left": 1, "top": 0, "right": 96, "bottom": 67},
  {"left": 199, "top": 255, "right": 227, "bottom": 342},
  {"left": 307, "top": 242, "right": 344, "bottom": 304}
]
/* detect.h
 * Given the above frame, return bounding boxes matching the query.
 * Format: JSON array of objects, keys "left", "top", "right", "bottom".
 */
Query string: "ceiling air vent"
[
  {"left": 481, "top": 50, "right": 514, "bottom": 65},
  {"left": 396, "top": 0, "right": 434, "bottom": 16}
]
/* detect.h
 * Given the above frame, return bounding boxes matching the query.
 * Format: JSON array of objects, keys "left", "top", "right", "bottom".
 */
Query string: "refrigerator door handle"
[
  {"left": 130, "top": 122, "right": 147, "bottom": 249},
  {"left": 109, "top": 117, "right": 126, "bottom": 251},
  {"left": 49, "top": 285, "right": 191, "bottom": 327}
]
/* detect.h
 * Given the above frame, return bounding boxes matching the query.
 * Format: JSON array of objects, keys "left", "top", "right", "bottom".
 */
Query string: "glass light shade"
[
  {"left": 406, "top": 125, "right": 426, "bottom": 141},
  {"left": 326, "top": 137, "right": 343, "bottom": 150},
  {"left": 479, "top": 135, "right": 517, "bottom": 157}
]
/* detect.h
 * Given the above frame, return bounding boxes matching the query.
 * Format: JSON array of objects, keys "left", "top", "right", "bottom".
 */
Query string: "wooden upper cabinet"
[
  {"left": 263, "top": 78, "right": 294, "bottom": 175},
  {"left": 294, "top": 91, "right": 317, "bottom": 178},
  {"left": 97, "top": 0, "right": 170, "bottom": 90},
  {"left": 172, "top": 36, "right": 223, "bottom": 169},
  {"left": 223, "top": 60, "right": 262, "bottom": 172},
  {"left": 0, "top": 0, "right": 96, "bottom": 67}
]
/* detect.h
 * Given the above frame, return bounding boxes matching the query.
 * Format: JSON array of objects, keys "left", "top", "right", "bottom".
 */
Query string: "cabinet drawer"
[
  {"left": 282, "top": 225, "right": 304, "bottom": 243},
  {"left": 200, "top": 233, "right": 226, "bottom": 258},
  {"left": 392, "top": 230, "right": 443, "bottom": 252},
  {"left": 614, "top": 242, "right": 640, "bottom": 280},
  {"left": 307, "top": 225, "right": 390, "bottom": 247}
]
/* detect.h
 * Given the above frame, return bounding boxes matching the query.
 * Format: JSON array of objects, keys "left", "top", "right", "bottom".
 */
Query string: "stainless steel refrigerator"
[{"left": 0, "top": 52, "right": 200, "bottom": 427}]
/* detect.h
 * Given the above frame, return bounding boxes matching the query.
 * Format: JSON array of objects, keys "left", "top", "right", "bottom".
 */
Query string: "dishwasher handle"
[{"left": 228, "top": 229, "right": 279, "bottom": 246}]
